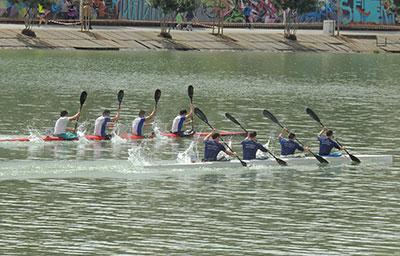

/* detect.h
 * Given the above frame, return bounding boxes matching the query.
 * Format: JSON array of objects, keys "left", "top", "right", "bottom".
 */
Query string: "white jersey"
[
  {"left": 54, "top": 116, "right": 69, "bottom": 135},
  {"left": 171, "top": 115, "right": 186, "bottom": 133},
  {"left": 94, "top": 116, "right": 111, "bottom": 136},
  {"left": 132, "top": 117, "right": 146, "bottom": 136}
]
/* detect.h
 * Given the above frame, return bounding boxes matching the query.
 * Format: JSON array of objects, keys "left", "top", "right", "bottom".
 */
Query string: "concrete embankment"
[{"left": 1, "top": 24, "right": 400, "bottom": 53}]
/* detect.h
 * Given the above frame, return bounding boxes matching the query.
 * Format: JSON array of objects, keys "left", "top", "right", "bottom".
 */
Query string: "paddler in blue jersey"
[
  {"left": 241, "top": 131, "right": 268, "bottom": 160},
  {"left": 94, "top": 109, "right": 120, "bottom": 139},
  {"left": 203, "top": 130, "right": 236, "bottom": 161},
  {"left": 132, "top": 107, "right": 156, "bottom": 137},
  {"left": 318, "top": 128, "right": 344, "bottom": 156},
  {"left": 53, "top": 110, "right": 80, "bottom": 140},
  {"left": 171, "top": 104, "right": 194, "bottom": 137},
  {"left": 278, "top": 128, "right": 308, "bottom": 156}
]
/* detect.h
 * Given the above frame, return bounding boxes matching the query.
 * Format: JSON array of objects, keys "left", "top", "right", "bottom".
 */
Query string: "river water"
[{"left": 0, "top": 49, "right": 399, "bottom": 255}]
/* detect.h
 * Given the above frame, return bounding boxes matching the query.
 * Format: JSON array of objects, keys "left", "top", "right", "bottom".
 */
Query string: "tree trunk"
[{"left": 284, "top": 9, "right": 297, "bottom": 40}]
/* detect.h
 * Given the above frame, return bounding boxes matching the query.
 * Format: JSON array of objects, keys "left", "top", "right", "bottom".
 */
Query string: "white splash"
[
  {"left": 76, "top": 121, "right": 90, "bottom": 144},
  {"left": 177, "top": 140, "right": 199, "bottom": 163},
  {"left": 128, "top": 141, "right": 151, "bottom": 166},
  {"left": 217, "top": 138, "right": 232, "bottom": 160},
  {"left": 111, "top": 123, "right": 127, "bottom": 144},
  {"left": 256, "top": 137, "right": 271, "bottom": 159},
  {"left": 27, "top": 127, "right": 44, "bottom": 143}
]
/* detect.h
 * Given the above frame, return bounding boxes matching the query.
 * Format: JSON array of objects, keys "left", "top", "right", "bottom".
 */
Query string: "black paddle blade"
[
  {"left": 314, "top": 153, "right": 329, "bottom": 165},
  {"left": 263, "top": 110, "right": 281, "bottom": 126},
  {"left": 276, "top": 158, "right": 287, "bottom": 166},
  {"left": 240, "top": 160, "right": 247, "bottom": 167},
  {"left": 154, "top": 89, "right": 161, "bottom": 104},
  {"left": 188, "top": 85, "right": 194, "bottom": 102},
  {"left": 336, "top": 139, "right": 361, "bottom": 164},
  {"left": 194, "top": 107, "right": 208, "bottom": 124},
  {"left": 348, "top": 153, "right": 361, "bottom": 164},
  {"left": 80, "top": 91, "right": 87, "bottom": 106},
  {"left": 117, "top": 90, "right": 124, "bottom": 103},
  {"left": 225, "top": 113, "right": 241, "bottom": 126},
  {"left": 306, "top": 107, "right": 322, "bottom": 125}
]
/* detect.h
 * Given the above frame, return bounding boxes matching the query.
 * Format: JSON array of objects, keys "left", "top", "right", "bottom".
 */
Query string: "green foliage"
[
  {"left": 225, "top": 9, "right": 244, "bottom": 23},
  {"left": 148, "top": 0, "right": 200, "bottom": 15},
  {"left": 273, "top": 0, "right": 318, "bottom": 13}
]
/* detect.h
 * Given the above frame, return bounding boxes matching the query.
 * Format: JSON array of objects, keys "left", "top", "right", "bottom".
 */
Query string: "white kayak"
[{"left": 143, "top": 155, "right": 393, "bottom": 169}]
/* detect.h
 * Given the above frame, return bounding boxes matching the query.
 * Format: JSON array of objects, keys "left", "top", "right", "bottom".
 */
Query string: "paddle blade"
[
  {"left": 314, "top": 153, "right": 329, "bottom": 165},
  {"left": 225, "top": 113, "right": 241, "bottom": 126},
  {"left": 263, "top": 110, "right": 281, "bottom": 126},
  {"left": 348, "top": 153, "right": 361, "bottom": 164},
  {"left": 240, "top": 160, "right": 247, "bottom": 167},
  {"left": 79, "top": 91, "right": 87, "bottom": 106},
  {"left": 117, "top": 90, "right": 124, "bottom": 104},
  {"left": 194, "top": 107, "right": 208, "bottom": 124},
  {"left": 306, "top": 107, "right": 322, "bottom": 125},
  {"left": 188, "top": 85, "right": 194, "bottom": 102},
  {"left": 276, "top": 158, "right": 287, "bottom": 166},
  {"left": 154, "top": 89, "right": 161, "bottom": 104}
]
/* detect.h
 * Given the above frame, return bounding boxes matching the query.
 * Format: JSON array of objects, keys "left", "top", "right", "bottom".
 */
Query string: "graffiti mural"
[
  {"left": 0, "top": 0, "right": 398, "bottom": 24},
  {"left": 0, "top": 0, "right": 161, "bottom": 20},
  {"left": 340, "top": 0, "right": 398, "bottom": 25},
  {"left": 221, "top": 0, "right": 399, "bottom": 24}
]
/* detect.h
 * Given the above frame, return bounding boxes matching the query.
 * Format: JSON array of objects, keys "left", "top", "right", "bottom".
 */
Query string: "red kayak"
[{"left": 0, "top": 131, "right": 246, "bottom": 142}]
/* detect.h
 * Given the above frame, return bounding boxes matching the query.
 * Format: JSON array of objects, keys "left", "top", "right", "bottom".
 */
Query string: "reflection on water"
[{"left": 0, "top": 50, "right": 399, "bottom": 254}]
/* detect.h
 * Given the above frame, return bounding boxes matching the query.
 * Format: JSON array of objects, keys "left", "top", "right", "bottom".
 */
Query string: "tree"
[
  {"left": 148, "top": 0, "right": 200, "bottom": 38},
  {"left": 273, "top": 0, "right": 317, "bottom": 40},
  {"left": 202, "top": 0, "right": 230, "bottom": 35},
  {"left": 9, "top": 0, "right": 57, "bottom": 37}
]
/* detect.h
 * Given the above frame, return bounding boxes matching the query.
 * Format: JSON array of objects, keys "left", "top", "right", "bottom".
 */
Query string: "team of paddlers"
[{"left": 53, "top": 89, "right": 345, "bottom": 164}]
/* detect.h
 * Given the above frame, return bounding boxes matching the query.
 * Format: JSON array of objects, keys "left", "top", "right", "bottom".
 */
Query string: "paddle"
[
  {"left": 117, "top": 90, "right": 124, "bottom": 110},
  {"left": 154, "top": 89, "right": 161, "bottom": 107},
  {"left": 306, "top": 107, "right": 361, "bottom": 163},
  {"left": 225, "top": 113, "right": 287, "bottom": 166},
  {"left": 194, "top": 107, "right": 247, "bottom": 167},
  {"left": 73, "top": 91, "right": 87, "bottom": 132},
  {"left": 188, "top": 85, "right": 194, "bottom": 130},
  {"left": 263, "top": 110, "right": 329, "bottom": 165}
]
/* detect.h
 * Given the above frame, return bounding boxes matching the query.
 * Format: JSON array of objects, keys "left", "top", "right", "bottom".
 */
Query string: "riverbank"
[{"left": 1, "top": 24, "right": 400, "bottom": 53}]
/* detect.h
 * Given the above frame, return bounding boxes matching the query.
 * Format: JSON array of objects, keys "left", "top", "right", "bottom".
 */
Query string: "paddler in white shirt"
[
  {"left": 132, "top": 107, "right": 157, "bottom": 137},
  {"left": 171, "top": 104, "right": 194, "bottom": 137},
  {"left": 53, "top": 110, "right": 80, "bottom": 140}
]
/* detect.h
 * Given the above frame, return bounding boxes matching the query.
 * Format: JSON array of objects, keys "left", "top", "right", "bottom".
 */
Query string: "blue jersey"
[
  {"left": 204, "top": 140, "right": 226, "bottom": 161},
  {"left": 241, "top": 139, "right": 267, "bottom": 160},
  {"left": 318, "top": 136, "right": 340, "bottom": 156},
  {"left": 279, "top": 137, "right": 304, "bottom": 156}
]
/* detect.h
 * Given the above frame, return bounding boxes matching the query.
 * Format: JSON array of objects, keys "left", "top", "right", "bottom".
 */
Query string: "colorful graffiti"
[
  {"left": 0, "top": 0, "right": 398, "bottom": 24},
  {"left": 0, "top": 0, "right": 161, "bottom": 20},
  {"left": 340, "top": 0, "right": 398, "bottom": 25},
  {"left": 221, "top": 0, "right": 399, "bottom": 24}
]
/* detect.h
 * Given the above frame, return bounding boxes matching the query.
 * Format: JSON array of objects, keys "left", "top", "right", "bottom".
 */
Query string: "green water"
[{"left": 0, "top": 50, "right": 399, "bottom": 254}]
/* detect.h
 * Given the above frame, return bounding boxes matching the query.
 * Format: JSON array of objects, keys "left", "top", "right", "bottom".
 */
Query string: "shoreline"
[{"left": 1, "top": 24, "right": 400, "bottom": 53}]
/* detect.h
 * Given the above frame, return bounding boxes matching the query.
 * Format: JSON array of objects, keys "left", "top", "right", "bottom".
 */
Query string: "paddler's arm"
[
  {"left": 111, "top": 111, "right": 120, "bottom": 122},
  {"left": 203, "top": 129, "right": 215, "bottom": 141},
  {"left": 278, "top": 127, "right": 289, "bottom": 138},
  {"left": 68, "top": 112, "right": 80, "bottom": 121},
  {"left": 318, "top": 128, "right": 327, "bottom": 137},
  {"left": 185, "top": 104, "right": 194, "bottom": 119},
  {"left": 145, "top": 106, "right": 156, "bottom": 121},
  {"left": 224, "top": 148, "right": 237, "bottom": 157}
]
